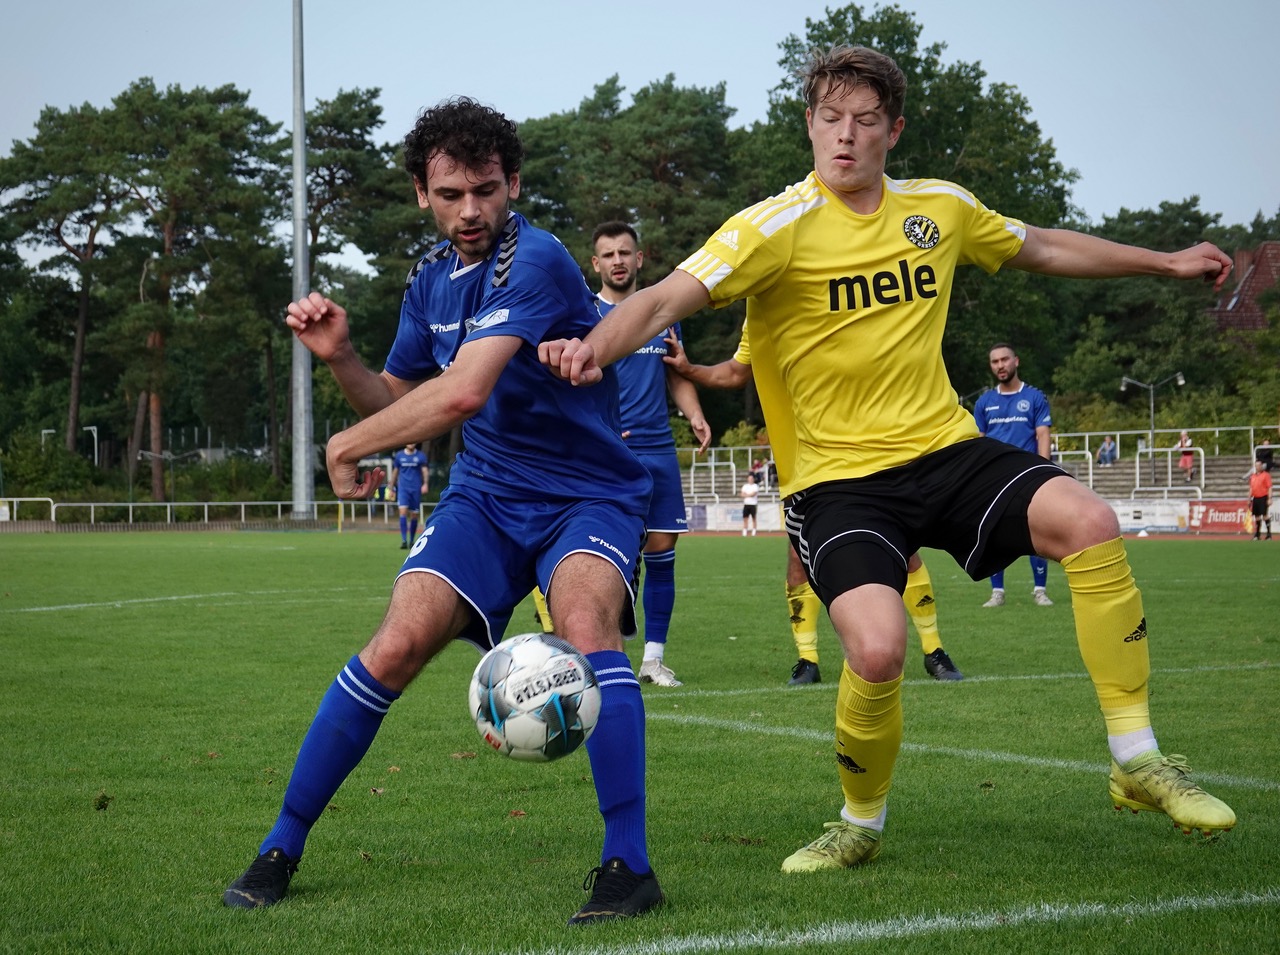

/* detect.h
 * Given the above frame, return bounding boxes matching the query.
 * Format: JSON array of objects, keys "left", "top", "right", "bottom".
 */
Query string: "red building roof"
[{"left": 1210, "top": 241, "right": 1280, "bottom": 332}]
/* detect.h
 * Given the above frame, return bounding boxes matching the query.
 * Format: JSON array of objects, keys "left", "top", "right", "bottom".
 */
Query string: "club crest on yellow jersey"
[{"left": 903, "top": 214, "right": 941, "bottom": 250}]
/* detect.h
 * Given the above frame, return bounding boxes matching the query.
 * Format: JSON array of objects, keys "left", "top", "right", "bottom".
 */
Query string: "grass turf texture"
[{"left": 1, "top": 532, "right": 1276, "bottom": 954}]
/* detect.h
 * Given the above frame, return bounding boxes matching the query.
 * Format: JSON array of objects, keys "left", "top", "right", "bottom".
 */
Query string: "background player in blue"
[
  {"left": 222, "top": 98, "right": 663, "bottom": 926},
  {"left": 389, "top": 441, "right": 429, "bottom": 548},
  {"left": 973, "top": 343, "right": 1054, "bottom": 607},
  {"left": 592, "top": 221, "right": 711, "bottom": 687}
]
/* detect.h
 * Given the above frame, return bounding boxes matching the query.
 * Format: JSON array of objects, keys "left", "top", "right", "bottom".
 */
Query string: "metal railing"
[
  {"left": 12, "top": 499, "right": 433, "bottom": 526},
  {"left": 1129, "top": 447, "right": 1204, "bottom": 499}
]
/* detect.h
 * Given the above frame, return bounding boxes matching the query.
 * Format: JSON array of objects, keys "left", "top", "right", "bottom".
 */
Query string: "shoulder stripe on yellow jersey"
[
  {"left": 677, "top": 249, "right": 732, "bottom": 291},
  {"left": 743, "top": 180, "right": 826, "bottom": 237},
  {"left": 885, "top": 177, "right": 978, "bottom": 207}
]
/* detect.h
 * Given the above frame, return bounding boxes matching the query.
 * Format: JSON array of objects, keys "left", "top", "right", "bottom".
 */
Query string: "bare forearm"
[
  {"left": 325, "top": 345, "right": 402, "bottom": 418},
  {"left": 1011, "top": 227, "right": 1232, "bottom": 290},
  {"left": 683, "top": 359, "right": 751, "bottom": 391}
]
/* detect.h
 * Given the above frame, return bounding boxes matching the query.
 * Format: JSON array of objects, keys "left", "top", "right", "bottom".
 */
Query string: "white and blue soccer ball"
[{"left": 468, "top": 632, "right": 601, "bottom": 762}]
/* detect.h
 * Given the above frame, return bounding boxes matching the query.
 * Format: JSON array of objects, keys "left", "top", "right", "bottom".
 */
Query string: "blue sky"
[{"left": 3, "top": 0, "right": 1277, "bottom": 228}]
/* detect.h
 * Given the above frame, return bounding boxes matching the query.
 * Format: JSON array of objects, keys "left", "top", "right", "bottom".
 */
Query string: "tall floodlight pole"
[
  {"left": 290, "top": 0, "right": 314, "bottom": 520},
  {"left": 1120, "top": 373, "right": 1185, "bottom": 485}
]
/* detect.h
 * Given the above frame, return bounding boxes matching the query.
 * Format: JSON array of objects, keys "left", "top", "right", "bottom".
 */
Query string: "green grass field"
[{"left": 1, "top": 531, "right": 1277, "bottom": 954}]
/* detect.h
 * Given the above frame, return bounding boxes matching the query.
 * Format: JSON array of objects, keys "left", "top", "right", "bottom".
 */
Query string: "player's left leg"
[
  {"left": 397, "top": 505, "right": 409, "bottom": 548},
  {"left": 906, "top": 554, "right": 962, "bottom": 681},
  {"left": 634, "top": 451, "right": 688, "bottom": 687},
  {"left": 1030, "top": 555, "right": 1053, "bottom": 606},
  {"left": 548, "top": 551, "right": 663, "bottom": 924},
  {"left": 1028, "top": 476, "right": 1234, "bottom": 836},
  {"left": 638, "top": 532, "right": 681, "bottom": 687}
]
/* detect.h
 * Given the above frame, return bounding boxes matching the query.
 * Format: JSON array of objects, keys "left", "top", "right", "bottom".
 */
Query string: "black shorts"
[
  {"left": 742, "top": 504, "right": 758, "bottom": 518},
  {"left": 783, "top": 438, "right": 1067, "bottom": 605},
  {"left": 1252, "top": 497, "right": 1270, "bottom": 519}
]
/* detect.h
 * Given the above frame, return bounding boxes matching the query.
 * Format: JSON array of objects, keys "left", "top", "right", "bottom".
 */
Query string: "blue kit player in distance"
[
  {"left": 223, "top": 97, "right": 663, "bottom": 926},
  {"left": 390, "top": 441, "right": 429, "bottom": 548},
  {"left": 973, "top": 343, "right": 1054, "bottom": 607},
  {"left": 593, "top": 221, "right": 711, "bottom": 687}
]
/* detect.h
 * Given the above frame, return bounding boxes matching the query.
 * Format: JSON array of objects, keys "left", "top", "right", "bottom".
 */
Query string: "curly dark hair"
[{"left": 402, "top": 96, "right": 523, "bottom": 187}]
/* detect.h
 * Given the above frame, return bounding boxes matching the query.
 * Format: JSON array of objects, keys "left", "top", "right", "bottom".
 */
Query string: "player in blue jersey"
[
  {"left": 973, "top": 343, "right": 1054, "bottom": 607},
  {"left": 223, "top": 98, "right": 663, "bottom": 926},
  {"left": 390, "top": 442, "right": 429, "bottom": 548},
  {"left": 593, "top": 221, "right": 711, "bottom": 687}
]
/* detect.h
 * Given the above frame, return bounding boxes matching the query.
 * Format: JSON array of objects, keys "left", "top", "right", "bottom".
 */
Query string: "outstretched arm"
[
  {"left": 540, "top": 270, "right": 710, "bottom": 385},
  {"left": 1008, "top": 227, "right": 1233, "bottom": 292}
]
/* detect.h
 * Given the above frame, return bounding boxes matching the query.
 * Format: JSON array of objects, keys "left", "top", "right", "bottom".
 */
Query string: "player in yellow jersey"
[
  {"left": 664, "top": 324, "right": 962, "bottom": 683},
  {"left": 542, "top": 44, "right": 1238, "bottom": 870}
]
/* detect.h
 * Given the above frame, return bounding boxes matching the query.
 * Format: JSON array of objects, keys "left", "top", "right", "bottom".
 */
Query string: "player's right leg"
[
  {"left": 780, "top": 490, "right": 912, "bottom": 873},
  {"left": 223, "top": 571, "right": 466, "bottom": 908},
  {"left": 541, "top": 511, "right": 663, "bottom": 925},
  {"left": 1027, "top": 476, "right": 1234, "bottom": 836}
]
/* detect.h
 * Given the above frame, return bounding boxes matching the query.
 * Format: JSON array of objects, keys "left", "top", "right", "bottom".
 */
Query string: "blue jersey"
[
  {"left": 609, "top": 299, "right": 681, "bottom": 452},
  {"left": 973, "top": 383, "right": 1052, "bottom": 453},
  {"left": 384, "top": 212, "right": 650, "bottom": 515},
  {"left": 392, "top": 449, "right": 428, "bottom": 493}
]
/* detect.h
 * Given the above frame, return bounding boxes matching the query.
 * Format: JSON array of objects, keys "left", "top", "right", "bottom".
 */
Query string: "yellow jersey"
[{"left": 680, "top": 171, "right": 1025, "bottom": 495}]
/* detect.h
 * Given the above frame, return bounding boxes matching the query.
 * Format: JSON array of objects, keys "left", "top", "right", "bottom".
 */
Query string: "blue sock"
[
  {"left": 990, "top": 569, "right": 1005, "bottom": 590},
  {"left": 398, "top": 515, "right": 408, "bottom": 541},
  {"left": 641, "top": 549, "right": 676, "bottom": 645},
  {"left": 1031, "top": 556, "right": 1049, "bottom": 588},
  {"left": 409, "top": 518, "right": 419, "bottom": 541},
  {"left": 583, "top": 650, "right": 649, "bottom": 874},
  {"left": 259, "top": 656, "right": 401, "bottom": 859}
]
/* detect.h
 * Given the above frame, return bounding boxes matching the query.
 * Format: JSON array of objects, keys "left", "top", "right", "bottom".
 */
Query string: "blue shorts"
[
  {"left": 633, "top": 448, "right": 688, "bottom": 534},
  {"left": 396, "top": 486, "right": 422, "bottom": 511},
  {"left": 395, "top": 483, "right": 644, "bottom": 652}
]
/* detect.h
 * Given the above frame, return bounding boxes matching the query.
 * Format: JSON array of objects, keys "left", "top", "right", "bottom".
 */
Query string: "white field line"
[
  {"left": 4, "top": 588, "right": 379, "bottom": 613},
  {"left": 486, "top": 888, "right": 1280, "bottom": 955},
  {"left": 646, "top": 711, "right": 1280, "bottom": 793}
]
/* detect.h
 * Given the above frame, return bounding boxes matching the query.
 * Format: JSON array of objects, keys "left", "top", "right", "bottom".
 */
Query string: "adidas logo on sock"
[
  {"left": 836, "top": 752, "right": 866, "bottom": 774},
  {"left": 715, "top": 229, "right": 739, "bottom": 251},
  {"left": 1123, "top": 617, "right": 1148, "bottom": 643},
  {"left": 915, "top": 595, "right": 934, "bottom": 608}
]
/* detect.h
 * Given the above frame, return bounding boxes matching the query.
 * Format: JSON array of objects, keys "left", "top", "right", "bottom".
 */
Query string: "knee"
[{"left": 553, "top": 604, "right": 624, "bottom": 655}]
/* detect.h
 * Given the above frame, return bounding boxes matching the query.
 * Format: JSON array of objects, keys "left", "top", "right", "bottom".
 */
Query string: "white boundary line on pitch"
[
  {"left": 4, "top": 587, "right": 381, "bottom": 613},
  {"left": 645, "top": 712, "right": 1279, "bottom": 793},
  {"left": 652, "top": 661, "right": 1280, "bottom": 698},
  {"left": 485, "top": 889, "right": 1280, "bottom": 955}
]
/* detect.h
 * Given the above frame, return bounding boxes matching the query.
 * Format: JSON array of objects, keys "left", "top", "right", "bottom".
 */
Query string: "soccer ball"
[{"left": 468, "top": 632, "right": 601, "bottom": 762}]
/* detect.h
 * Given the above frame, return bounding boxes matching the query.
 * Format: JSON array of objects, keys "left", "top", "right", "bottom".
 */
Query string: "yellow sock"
[
  {"left": 531, "top": 588, "right": 554, "bottom": 634},
  {"left": 1061, "top": 538, "right": 1151, "bottom": 735},
  {"left": 786, "top": 581, "right": 821, "bottom": 663},
  {"left": 903, "top": 562, "right": 942, "bottom": 655},
  {"left": 835, "top": 662, "right": 902, "bottom": 821}
]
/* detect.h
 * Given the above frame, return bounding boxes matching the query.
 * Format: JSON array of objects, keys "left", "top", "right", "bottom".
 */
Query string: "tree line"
[{"left": 2, "top": 3, "right": 1277, "bottom": 502}]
